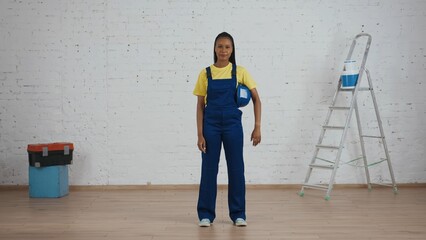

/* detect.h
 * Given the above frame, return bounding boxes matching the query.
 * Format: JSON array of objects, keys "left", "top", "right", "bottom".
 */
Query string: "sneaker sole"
[
  {"left": 235, "top": 224, "right": 247, "bottom": 227},
  {"left": 199, "top": 221, "right": 211, "bottom": 227},
  {"left": 235, "top": 222, "right": 247, "bottom": 227}
]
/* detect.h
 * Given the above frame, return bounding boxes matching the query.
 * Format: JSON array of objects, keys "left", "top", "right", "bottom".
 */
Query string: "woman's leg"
[
  {"left": 197, "top": 116, "right": 222, "bottom": 222},
  {"left": 222, "top": 110, "right": 246, "bottom": 221}
]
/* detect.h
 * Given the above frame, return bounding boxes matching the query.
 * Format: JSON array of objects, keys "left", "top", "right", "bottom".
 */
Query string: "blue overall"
[{"left": 197, "top": 64, "right": 246, "bottom": 222}]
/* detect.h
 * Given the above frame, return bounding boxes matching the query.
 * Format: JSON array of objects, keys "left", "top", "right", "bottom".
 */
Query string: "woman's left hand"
[{"left": 251, "top": 127, "right": 261, "bottom": 146}]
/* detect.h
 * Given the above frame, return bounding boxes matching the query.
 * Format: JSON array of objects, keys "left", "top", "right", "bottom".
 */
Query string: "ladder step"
[
  {"left": 358, "top": 87, "right": 372, "bottom": 91},
  {"left": 340, "top": 87, "right": 371, "bottom": 92},
  {"left": 371, "top": 183, "right": 394, "bottom": 188},
  {"left": 361, "top": 135, "right": 383, "bottom": 139},
  {"left": 310, "top": 164, "right": 334, "bottom": 170},
  {"left": 303, "top": 184, "right": 329, "bottom": 190},
  {"left": 339, "top": 88, "right": 354, "bottom": 92},
  {"left": 316, "top": 144, "right": 340, "bottom": 150},
  {"left": 329, "top": 106, "right": 350, "bottom": 110},
  {"left": 323, "top": 125, "right": 345, "bottom": 130}
]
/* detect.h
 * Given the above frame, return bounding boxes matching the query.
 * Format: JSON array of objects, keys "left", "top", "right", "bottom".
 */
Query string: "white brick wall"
[{"left": 0, "top": 0, "right": 425, "bottom": 185}]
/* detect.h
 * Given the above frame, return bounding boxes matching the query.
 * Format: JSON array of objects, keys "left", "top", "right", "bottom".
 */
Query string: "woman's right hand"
[{"left": 197, "top": 136, "right": 206, "bottom": 153}]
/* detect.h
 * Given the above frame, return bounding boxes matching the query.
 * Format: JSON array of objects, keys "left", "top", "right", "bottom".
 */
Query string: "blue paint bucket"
[
  {"left": 341, "top": 73, "right": 359, "bottom": 87},
  {"left": 341, "top": 60, "right": 359, "bottom": 88}
]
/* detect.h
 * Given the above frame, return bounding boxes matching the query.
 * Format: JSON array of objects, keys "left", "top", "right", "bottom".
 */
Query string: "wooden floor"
[{"left": 0, "top": 186, "right": 425, "bottom": 240}]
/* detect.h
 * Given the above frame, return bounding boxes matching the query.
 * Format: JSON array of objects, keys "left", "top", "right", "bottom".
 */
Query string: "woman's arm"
[
  {"left": 196, "top": 96, "right": 206, "bottom": 153},
  {"left": 250, "top": 88, "right": 262, "bottom": 146}
]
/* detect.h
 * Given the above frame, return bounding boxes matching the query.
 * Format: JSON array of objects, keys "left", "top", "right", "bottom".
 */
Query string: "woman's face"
[{"left": 215, "top": 37, "right": 233, "bottom": 62}]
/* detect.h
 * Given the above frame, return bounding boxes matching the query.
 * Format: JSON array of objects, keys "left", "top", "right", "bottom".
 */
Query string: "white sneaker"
[
  {"left": 234, "top": 218, "right": 247, "bottom": 227},
  {"left": 199, "top": 218, "right": 211, "bottom": 227}
]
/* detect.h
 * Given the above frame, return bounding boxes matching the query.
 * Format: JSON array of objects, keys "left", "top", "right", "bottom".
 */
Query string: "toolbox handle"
[
  {"left": 64, "top": 146, "right": 70, "bottom": 155},
  {"left": 42, "top": 147, "right": 48, "bottom": 157}
]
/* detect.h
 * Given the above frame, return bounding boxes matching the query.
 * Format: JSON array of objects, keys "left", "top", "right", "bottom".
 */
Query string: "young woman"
[{"left": 193, "top": 32, "right": 262, "bottom": 227}]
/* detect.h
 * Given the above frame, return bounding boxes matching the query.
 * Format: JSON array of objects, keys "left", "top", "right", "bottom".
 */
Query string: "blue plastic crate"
[{"left": 29, "top": 165, "right": 69, "bottom": 198}]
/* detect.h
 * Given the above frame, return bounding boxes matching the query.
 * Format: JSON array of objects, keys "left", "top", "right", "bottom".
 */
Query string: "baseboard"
[{"left": 1, "top": 183, "right": 425, "bottom": 191}]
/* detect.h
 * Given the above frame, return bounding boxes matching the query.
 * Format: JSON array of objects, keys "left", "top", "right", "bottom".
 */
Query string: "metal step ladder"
[{"left": 299, "top": 33, "right": 398, "bottom": 200}]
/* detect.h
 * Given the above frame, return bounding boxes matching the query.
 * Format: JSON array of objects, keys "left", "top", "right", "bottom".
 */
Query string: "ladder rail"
[
  {"left": 346, "top": 33, "right": 372, "bottom": 61},
  {"left": 301, "top": 78, "right": 342, "bottom": 192},
  {"left": 353, "top": 96, "right": 372, "bottom": 189},
  {"left": 326, "top": 87, "right": 358, "bottom": 198},
  {"left": 325, "top": 34, "right": 372, "bottom": 198},
  {"left": 365, "top": 69, "right": 397, "bottom": 190},
  {"left": 302, "top": 34, "right": 372, "bottom": 196}
]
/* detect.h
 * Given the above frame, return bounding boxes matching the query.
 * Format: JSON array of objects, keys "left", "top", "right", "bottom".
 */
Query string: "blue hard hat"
[{"left": 236, "top": 84, "right": 251, "bottom": 107}]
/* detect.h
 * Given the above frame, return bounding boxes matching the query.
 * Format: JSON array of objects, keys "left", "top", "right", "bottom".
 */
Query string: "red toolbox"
[{"left": 27, "top": 142, "right": 74, "bottom": 167}]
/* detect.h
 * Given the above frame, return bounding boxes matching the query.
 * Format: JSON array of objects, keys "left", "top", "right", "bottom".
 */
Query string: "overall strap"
[
  {"left": 206, "top": 67, "right": 213, "bottom": 83},
  {"left": 232, "top": 64, "right": 237, "bottom": 86}
]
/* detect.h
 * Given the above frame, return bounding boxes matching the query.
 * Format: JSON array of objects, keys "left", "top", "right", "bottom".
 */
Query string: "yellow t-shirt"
[{"left": 193, "top": 63, "right": 257, "bottom": 98}]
